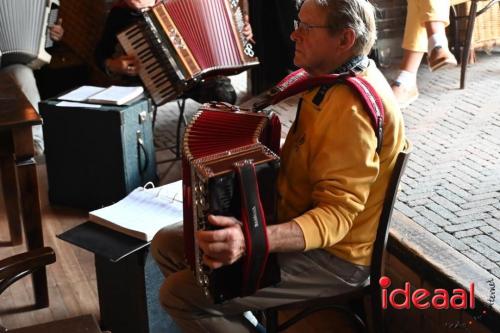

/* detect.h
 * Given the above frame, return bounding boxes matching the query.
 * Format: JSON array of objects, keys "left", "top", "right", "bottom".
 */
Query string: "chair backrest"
[{"left": 369, "top": 140, "right": 412, "bottom": 306}]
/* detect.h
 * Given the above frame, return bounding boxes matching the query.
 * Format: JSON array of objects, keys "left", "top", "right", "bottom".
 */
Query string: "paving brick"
[
  {"left": 479, "top": 225, "right": 497, "bottom": 235},
  {"left": 489, "top": 210, "right": 500, "bottom": 219},
  {"left": 443, "top": 183, "right": 474, "bottom": 199},
  {"left": 444, "top": 221, "right": 484, "bottom": 233},
  {"left": 485, "top": 218, "right": 500, "bottom": 232},
  {"left": 455, "top": 206, "right": 496, "bottom": 217},
  {"left": 445, "top": 175, "right": 476, "bottom": 191},
  {"left": 465, "top": 191, "right": 500, "bottom": 202},
  {"left": 424, "top": 202, "right": 457, "bottom": 220},
  {"left": 435, "top": 189, "right": 467, "bottom": 205},
  {"left": 490, "top": 267, "right": 500, "bottom": 279},
  {"left": 461, "top": 198, "right": 499, "bottom": 210},
  {"left": 462, "top": 249, "right": 499, "bottom": 271},
  {"left": 404, "top": 168, "right": 423, "bottom": 180},
  {"left": 454, "top": 213, "right": 493, "bottom": 224},
  {"left": 462, "top": 238, "right": 500, "bottom": 262},
  {"left": 429, "top": 195, "right": 462, "bottom": 212},
  {"left": 402, "top": 184, "right": 439, "bottom": 196},
  {"left": 394, "top": 201, "right": 419, "bottom": 218},
  {"left": 415, "top": 207, "right": 452, "bottom": 227},
  {"left": 454, "top": 229, "right": 483, "bottom": 239},
  {"left": 400, "top": 191, "right": 436, "bottom": 204},
  {"left": 474, "top": 235, "right": 500, "bottom": 252},
  {"left": 412, "top": 216, "right": 444, "bottom": 234},
  {"left": 434, "top": 232, "right": 469, "bottom": 251},
  {"left": 400, "top": 177, "right": 419, "bottom": 188},
  {"left": 404, "top": 198, "right": 431, "bottom": 208},
  {"left": 460, "top": 156, "right": 488, "bottom": 171}
]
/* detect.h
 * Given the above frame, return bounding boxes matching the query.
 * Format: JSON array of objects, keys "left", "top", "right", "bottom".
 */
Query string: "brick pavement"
[
  {"left": 153, "top": 52, "right": 500, "bottom": 281},
  {"left": 393, "top": 52, "right": 500, "bottom": 279}
]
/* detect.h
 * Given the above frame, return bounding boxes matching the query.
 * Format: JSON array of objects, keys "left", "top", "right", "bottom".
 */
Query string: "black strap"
[{"left": 234, "top": 160, "right": 269, "bottom": 296}]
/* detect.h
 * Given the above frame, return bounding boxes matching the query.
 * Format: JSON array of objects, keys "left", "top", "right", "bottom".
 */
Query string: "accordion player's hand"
[
  {"left": 49, "top": 18, "right": 64, "bottom": 42},
  {"left": 197, "top": 215, "right": 246, "bottom": 269},
  {"left": 106, "top": 55, "right": 140, "bottom": 76},
  {"left": 242, "top": 14, "right": 254, "bottom": 44}
]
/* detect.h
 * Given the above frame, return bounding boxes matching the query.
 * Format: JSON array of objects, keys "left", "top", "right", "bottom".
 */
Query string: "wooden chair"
[
  {"left": 0, "top": 247, "right": 103, "bottom": 333},
  {"left": 263, "top": 140, "right": 412, "bottom": 333},
  {"left": 450, "top": 0, "right": 500, "bottom": 89}
]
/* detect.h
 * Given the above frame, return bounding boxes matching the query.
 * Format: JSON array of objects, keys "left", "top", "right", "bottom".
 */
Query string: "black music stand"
[{"left": 154, "top": 97, "right": 188, "bottom": 164}]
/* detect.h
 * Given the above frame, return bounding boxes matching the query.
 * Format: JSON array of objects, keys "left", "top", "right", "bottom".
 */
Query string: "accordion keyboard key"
[{"left": 118, "top": 24, "right": 177, "bottom": 105}]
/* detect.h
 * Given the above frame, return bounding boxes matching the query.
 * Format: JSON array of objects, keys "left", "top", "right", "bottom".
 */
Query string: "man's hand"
[
  {"left": 196, "top": 215, "right": 246, "bottom": 269},
  {"left": 242, "top": 14, "right": 254, "bottom": 43},
  {"left": 125, "top": 0, "right": 157, "bottom": 10},
  {"left": 105, "top": 55, "right": 140, "bottom": 76},
  {"left": 49, "top": 18, "right": 64, "bottom": 42}
]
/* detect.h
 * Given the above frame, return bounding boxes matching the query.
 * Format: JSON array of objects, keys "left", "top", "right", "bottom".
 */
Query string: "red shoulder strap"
[{"left": 254, "top": 69, "right": 385, "bottom": 153}]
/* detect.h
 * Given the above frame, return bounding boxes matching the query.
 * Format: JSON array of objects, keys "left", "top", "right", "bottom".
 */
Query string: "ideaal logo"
[
  {"left": 379, "top": 276, "right": 496, "bottom": 331},
  {"left": 379, "top": 276, "right": 475, "bottom": 310}
]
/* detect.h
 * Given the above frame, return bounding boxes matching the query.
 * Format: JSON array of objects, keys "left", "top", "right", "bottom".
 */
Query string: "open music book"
[
  {"left": 88, "top": 180, "right": 182, "bottom": 241},
  {"left": 58, "top": 85, "right": 144, "bottom": 105}
]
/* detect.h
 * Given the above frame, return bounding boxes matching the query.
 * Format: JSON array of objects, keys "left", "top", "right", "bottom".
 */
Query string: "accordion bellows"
[
  {"left": 117, "top": 0, "right": 258, "bottom": 105},
  {"left": 182, "top": 104, "right": 281, "bottom": 303},
  {"left": 0, "top": 0, "right": 59, "bottom": 69}
]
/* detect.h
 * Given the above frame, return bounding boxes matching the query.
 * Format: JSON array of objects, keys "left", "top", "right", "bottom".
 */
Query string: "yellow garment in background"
[{"left": 403, "top": 0, "right": 451, "bottom": 52}]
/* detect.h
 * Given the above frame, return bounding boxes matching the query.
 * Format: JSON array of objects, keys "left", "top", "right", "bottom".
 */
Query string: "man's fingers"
[
  {"left": 207, "top": 214, "right": 241, "bottom": 228},
  {"left": 202, "top": 255, "right": 224, "bottom": 269},
  {"left": 200, "top": 241, "right": 228, "bottom": 254},
  {"left": 197, "top": 228, "right": 229, "bottom": 242}
]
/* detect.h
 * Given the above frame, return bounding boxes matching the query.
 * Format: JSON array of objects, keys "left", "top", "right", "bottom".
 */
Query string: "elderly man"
[{"left": 152, "top": 0, "right": 405, "bottom": 332}]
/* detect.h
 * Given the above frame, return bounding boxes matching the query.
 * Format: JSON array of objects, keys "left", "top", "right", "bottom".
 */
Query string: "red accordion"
[
  {"left": 117, "top": 0, "right": 258, "bottom": 105},
  {"left": 182, "top": 103, "right": 281, "bottom": 303}
]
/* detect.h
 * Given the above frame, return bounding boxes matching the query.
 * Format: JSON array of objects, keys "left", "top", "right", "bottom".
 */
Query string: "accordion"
[
  {"left": 117, "top": 0, "right": 258, "bottom": 106},
  {"left": 183, "top": 103, "right": 281, "bottom": 303},
  {"left": 0, "top": 0, "right": 59, "bottom": 69}
]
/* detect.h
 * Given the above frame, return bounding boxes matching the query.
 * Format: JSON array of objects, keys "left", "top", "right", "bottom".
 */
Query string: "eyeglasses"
[{"left": 293, "top": 19, "right": 331, "bottom": 33}]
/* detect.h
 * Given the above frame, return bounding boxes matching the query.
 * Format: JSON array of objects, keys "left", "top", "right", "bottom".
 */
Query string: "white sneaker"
[{"left": 391, "top": 81, "right": 419, "bottom": 109}]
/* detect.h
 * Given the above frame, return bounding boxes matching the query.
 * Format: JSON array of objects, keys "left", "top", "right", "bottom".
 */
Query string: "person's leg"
[
  {"left": 151, "top": 225, "right": 370, "bottom": 333},
  {"left": 2, "top": 64, "right": 44, "bottom": 155},
  {"left": 420, "top": 0, "right": 457, "bottom": 71},
  {"left": 393, "top": 0, "right": 426, "bottom": 108}
]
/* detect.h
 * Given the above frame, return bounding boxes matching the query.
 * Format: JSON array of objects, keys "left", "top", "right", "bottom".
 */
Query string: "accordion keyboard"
[{"left": 118, "top": 25, "right": 177, "bottom": 105}]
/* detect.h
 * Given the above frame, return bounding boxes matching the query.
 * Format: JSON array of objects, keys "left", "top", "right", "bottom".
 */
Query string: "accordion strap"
[
  {"left": 254, "top": 68, "right": 385, "bottom": 153},
  {"left": 234, "top": 160, "right": 270, "bottom": 296}
]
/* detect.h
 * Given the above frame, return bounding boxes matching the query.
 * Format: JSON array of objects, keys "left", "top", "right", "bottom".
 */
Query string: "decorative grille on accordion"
[
  {"left": 117, "top": 0, "right": 258, "bottom": 106},
  {"left": 0, "top": 0, "right": 60, "bottom": 69},
  {"left": 182, "top": 104, "right": 282, "bottom": 303}
]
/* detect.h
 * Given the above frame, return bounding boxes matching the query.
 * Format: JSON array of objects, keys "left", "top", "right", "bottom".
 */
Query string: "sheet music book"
[
  {"left": 58, "top": 85, "right": 144, "bottom": 105},
  {"left": 88, "top": 180, "right": 182, "bottom": 241}
]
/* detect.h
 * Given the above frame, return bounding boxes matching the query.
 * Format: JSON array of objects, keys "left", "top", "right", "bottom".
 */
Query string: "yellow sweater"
[{"left": 277, "top": 61, "right": 405, "bottom": 266}]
